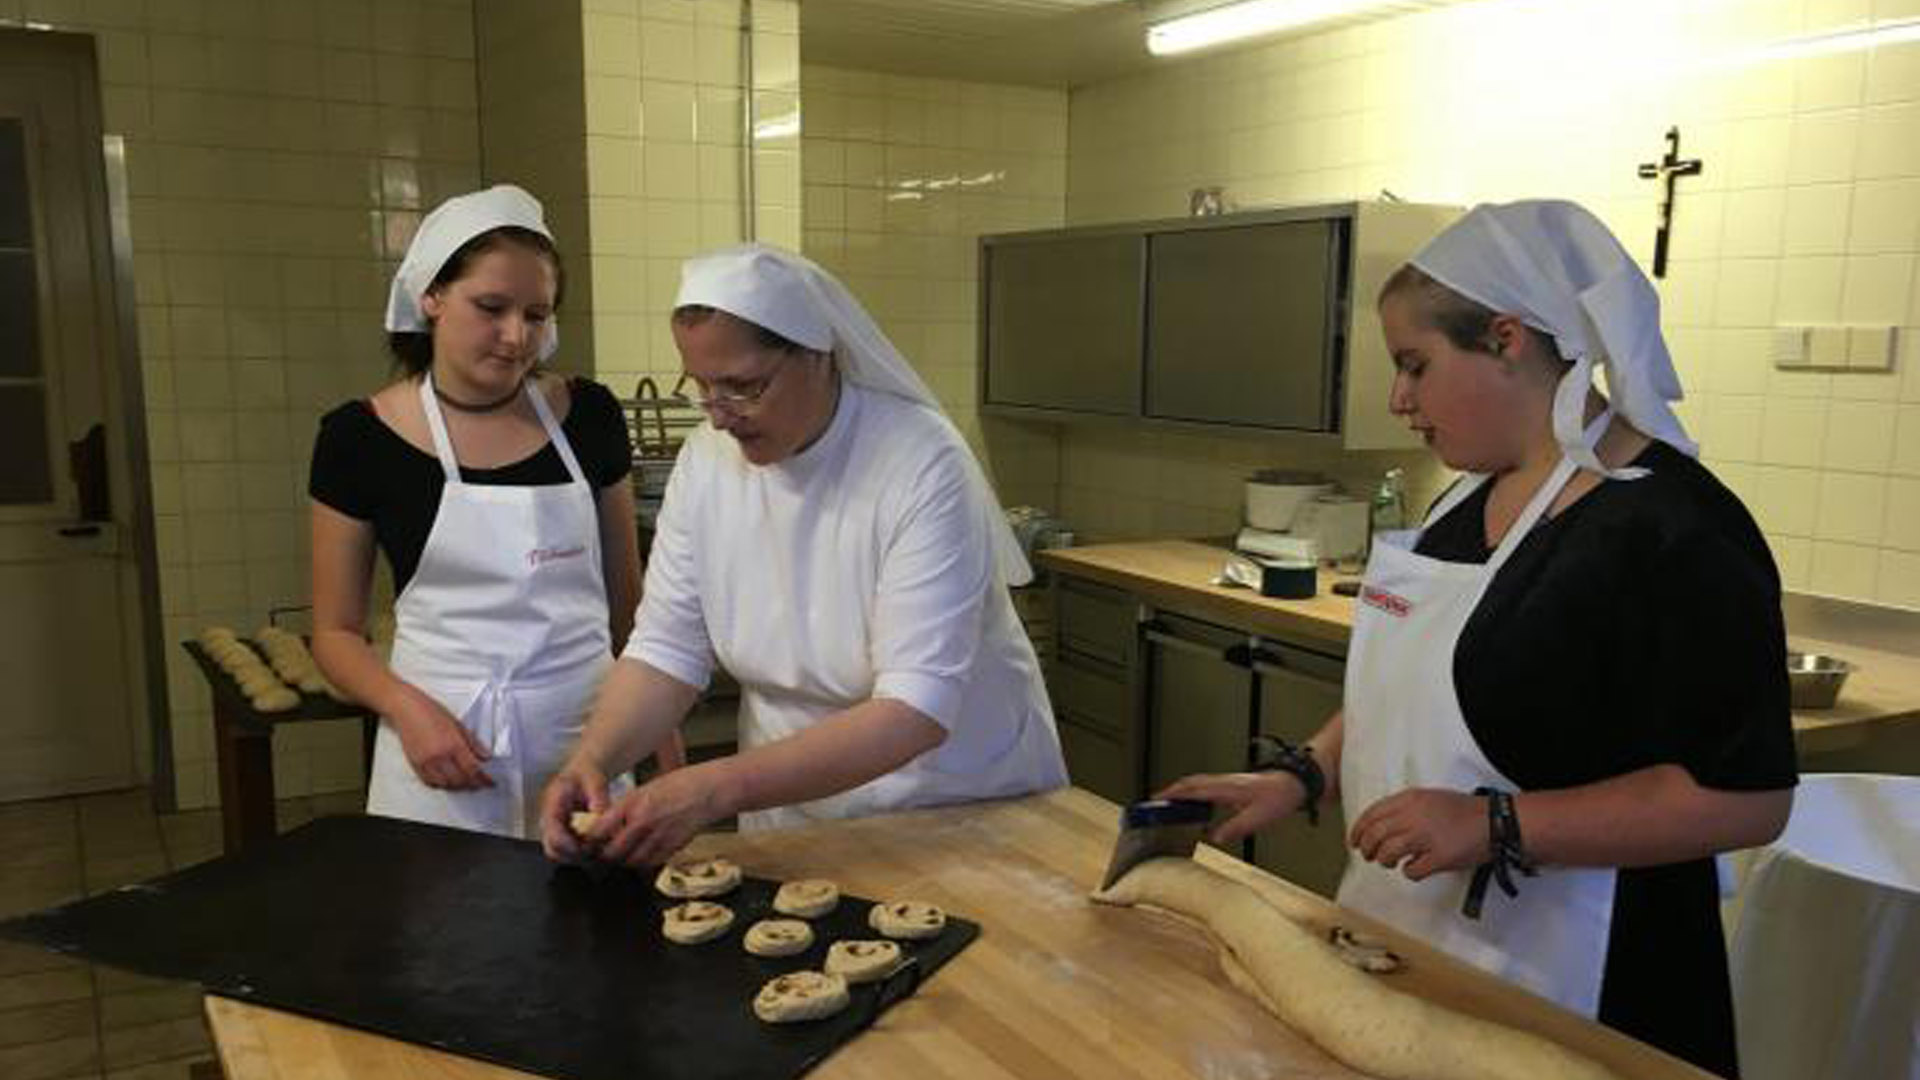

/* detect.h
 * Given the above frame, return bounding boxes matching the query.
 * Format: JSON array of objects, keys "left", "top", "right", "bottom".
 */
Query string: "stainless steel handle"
[{"left": 1144, "top": 625, "right": 1250, "bottom": 665}]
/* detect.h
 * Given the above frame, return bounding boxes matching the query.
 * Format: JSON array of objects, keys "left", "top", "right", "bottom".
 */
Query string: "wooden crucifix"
[{"left": 1636, "top": 126, "right": 1702, "bottom": 278}]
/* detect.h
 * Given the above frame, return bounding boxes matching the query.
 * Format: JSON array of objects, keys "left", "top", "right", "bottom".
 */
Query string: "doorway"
[{"left": 0, "top": 28, "right": 164, "bottom": 804}]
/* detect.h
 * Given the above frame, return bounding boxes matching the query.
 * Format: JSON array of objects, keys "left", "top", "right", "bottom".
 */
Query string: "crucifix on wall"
[{"left": 1636, "top": 126, "right": 1702, "bottom": 279}]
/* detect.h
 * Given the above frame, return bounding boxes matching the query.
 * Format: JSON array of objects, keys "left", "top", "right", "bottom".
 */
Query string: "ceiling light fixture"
[
  {"left": 1145, "top": 0, "right": 1433, "bottom": 57},
  {"left": 1704, "top": 16, "right": 1920, "bottom": 68}
]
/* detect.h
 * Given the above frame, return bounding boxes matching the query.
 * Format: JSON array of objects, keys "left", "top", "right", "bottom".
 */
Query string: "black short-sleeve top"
[
  {"left": 1413, "top": 438, "right": 1796, "bottom": 1077},
  {"left": 308, "top": 376, "right": 633, "bottom": 594}
]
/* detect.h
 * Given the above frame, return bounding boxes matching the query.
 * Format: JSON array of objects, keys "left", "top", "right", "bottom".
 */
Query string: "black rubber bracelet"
[
  {"left": 1462, "top": 787, "right": 1537, "bottom": 920},
  {"left": 1249, "top": 735, "right": 1325, "bottom": 826}
]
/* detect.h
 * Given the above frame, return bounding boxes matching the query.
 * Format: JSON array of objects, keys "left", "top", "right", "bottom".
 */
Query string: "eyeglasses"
[{"left": 678, "top": 353, "right": 791, "bottom": 416}]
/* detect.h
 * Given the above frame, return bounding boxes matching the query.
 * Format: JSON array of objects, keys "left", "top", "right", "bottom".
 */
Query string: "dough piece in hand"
[
  {"left": 661, "top": 901, "right": 735, "bottom": 945},
  {"left": 743, "top": 919, "right": 815, "bottom": 958},
  {"left": 568, "top": 810, "right": 601, "bottom": 837},
  {"left": 868, "top": 900, "right": 946, "bottom": 940},
  {"left": 656, "top": 857, "right": 742, "bottom": 898},
  {"left": 825, "top": 939, "right": 904, "bottom": 984},
  {"left": 295, "top": 670, "right": 328, "bottom": 694},
  {"left": 250, "top": 687, "right": 300, "bottom": 713},
  {"left": 773, "top": 878, "right": 840, "bottom": 918},
  {"left": 1092, "top": 858, "right": 1621, "bottom": 1080},
  {"left": 753, "top": 971, "right": 849, "bottom": 1024}
]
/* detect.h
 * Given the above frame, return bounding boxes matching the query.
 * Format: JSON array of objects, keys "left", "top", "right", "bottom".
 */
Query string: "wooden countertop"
[
  {"left": 1038, "top": 539, "right": 1357, "bottom": 654},
  {"left": 205, "top": 789, "right": 1712, "bottom": 1080},
  {"left": 1040, "top": 540, "right": 1920, "bottom": 744}
]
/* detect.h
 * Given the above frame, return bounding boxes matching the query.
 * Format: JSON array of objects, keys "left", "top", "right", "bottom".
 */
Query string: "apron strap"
[
  {"left": 417, "top": 373, "right": 463, "bottom": 484},
  {"left": 1482, "top": 408, "right": 1616, "bottom": 576},
  {"left": 418, "top": 373, "right": 589, "bottom": 488},
  {"left": 523, "top": 377, "right": 589, "bottom": 487}
]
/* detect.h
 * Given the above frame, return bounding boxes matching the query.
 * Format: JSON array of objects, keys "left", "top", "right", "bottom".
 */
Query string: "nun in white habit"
[
  {"left": 540, "top": 243, "right": 1066, "bottom": 864},
  {"left": 1160, "top": 201, "right": 1795, "bottom": 1077}
]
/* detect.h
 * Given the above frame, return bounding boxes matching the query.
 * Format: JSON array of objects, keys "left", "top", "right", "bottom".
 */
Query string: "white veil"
[
  {"left": 1410, "top": 199, "right": 1697, "bottom": 479},
  {"left": 676, "top": 242, "right": 1033, "bottom": 586},
  {"left": 384, "top": 184, "right": 560, "bottom": 362}
]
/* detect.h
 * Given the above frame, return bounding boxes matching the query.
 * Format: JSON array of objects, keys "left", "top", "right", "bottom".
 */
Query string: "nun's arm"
[{"left": 590, "top": 699, "right": 944, "bottom": 867}]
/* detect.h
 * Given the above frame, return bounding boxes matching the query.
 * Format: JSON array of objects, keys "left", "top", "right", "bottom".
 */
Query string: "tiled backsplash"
[
  {"left": 1063, "top": 0, "right": 1920, "bottom": 609},
  {"left": 798, "top": 64, "right": 1068, "bottom": 510}
]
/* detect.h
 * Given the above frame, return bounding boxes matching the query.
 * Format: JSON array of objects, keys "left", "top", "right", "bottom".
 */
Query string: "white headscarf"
[
  {"left": 676, "top": 242, "right": 1033, "bottom": 586},
  {"left": 1409, "top": 199, "right": 1697, "bottom": 479},
  {"left": 384, "top": 184, "right": 560, "bottom": 362}
]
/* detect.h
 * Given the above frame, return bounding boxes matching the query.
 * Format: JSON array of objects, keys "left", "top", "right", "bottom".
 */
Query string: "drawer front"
[
  {"left": 1057, "top": 714, "right": 1137, "bottom": 804},
  {"left": 1050, "top": 662, "right": 1131, "bottom": 740},
  {"left": 1055, "top": 578, "right": 1135, "bottom": 667}
]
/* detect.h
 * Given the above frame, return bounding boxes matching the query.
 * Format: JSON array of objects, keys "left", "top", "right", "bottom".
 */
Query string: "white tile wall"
[
  {"left": 798, "top": 65, "right": 1068, "bottom": 510},
  {"left": 11, "top": 0, "right": 482, "bottom": 807},
  {"left": 1061, "top": 0, "right": 1920, "bottom": 607}
]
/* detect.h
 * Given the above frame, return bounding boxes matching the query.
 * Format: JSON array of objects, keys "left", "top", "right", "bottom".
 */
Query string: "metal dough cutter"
[{"left": 1098, "top": 798, "right": 1214, "bottom": 891}]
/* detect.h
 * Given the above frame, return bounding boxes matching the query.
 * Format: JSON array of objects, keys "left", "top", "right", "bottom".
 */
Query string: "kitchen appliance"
[
  {"left": 1243, "top": 470, "right": 1332, "bottom": 531},
  {"left": 1291, "top": 494, "right": 1371, "bottom": 565}
]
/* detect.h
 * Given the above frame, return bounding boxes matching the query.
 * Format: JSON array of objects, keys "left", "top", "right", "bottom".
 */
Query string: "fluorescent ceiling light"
[
  {"left": 1703, "top": 16, "right": 1920, "bottom": 68},
  {"left": 1146, "top": 0, "right": 1417, "bottom": 56}
]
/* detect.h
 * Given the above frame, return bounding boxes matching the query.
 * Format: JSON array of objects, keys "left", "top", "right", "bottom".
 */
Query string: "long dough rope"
[{"left": 1093, "top": 858, "right": 1621, "bottom": 1080}]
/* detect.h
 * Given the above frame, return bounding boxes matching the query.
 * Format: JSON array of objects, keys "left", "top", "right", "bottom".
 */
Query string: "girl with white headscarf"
[
  {"left": 1161, "top": 201, "right": 1795, "bottom": 1077},
  {"left": 310, "top": 185, "right": 678, "bottom": 839},
  {"left": 541, "top": 242, "right": 1066, "bottom": 864}
]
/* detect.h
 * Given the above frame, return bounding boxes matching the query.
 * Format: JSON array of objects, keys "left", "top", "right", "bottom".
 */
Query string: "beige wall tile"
[
  {"left": 1874, "top": 548, "right": 1920, "bottom": 608},
  {"left": 1814, "top": 471, "right": 1888, "bottom": 543},
  {"left": 1761, "top": 397, "right": 1829, "bottom": 466},
  {"left": 1824, "top": 399, "right": 1898, "bottom": 471},
  {"left": 1751, "top": 465, "right": 1822, "bottom": 535},
  {"left": 1884, "top": 477, "right": 1920, "bottom": 550},
  {"left": 1809, "top": 539, "right": 1880, "bottom": 597}
]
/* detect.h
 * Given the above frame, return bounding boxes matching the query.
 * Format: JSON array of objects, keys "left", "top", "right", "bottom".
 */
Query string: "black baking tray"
[{"left": 0, "top": 814, "right": 977, "bottom": 1080}]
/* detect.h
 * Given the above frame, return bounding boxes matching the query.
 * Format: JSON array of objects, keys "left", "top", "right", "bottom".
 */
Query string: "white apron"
[
  {"left": 367, "top": 375, "right": 621, "bottom": 839},
  {"left": 1336, "top": 437, "right": 1619, "bottom": 1017}
]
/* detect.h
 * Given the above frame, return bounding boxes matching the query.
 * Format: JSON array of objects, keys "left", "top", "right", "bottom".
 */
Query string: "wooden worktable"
[
  {"left": 206, "top": 789, "right": 1712, "bottom": 1080},
  {"left": 1041, "top": 540, "right": 1920, "bottom": 745}
]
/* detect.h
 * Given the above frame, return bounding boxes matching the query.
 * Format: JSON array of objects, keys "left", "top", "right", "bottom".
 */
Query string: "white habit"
[{"left": 625, "top": 382, "right": 1067, "bottom": 830}]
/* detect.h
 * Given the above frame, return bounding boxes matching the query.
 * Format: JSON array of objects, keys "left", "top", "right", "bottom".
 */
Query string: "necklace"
[{"left": 432, "top": 380, "right": 522, "bottom": 413}]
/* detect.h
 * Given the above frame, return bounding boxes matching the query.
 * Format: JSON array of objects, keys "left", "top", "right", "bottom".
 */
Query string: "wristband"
[
  {"left": 1462, "top": 786, "right": 1537, "bottom": 920},
  {"left": 1249, "top": 735, "right": 1325, "bottom": 826}
]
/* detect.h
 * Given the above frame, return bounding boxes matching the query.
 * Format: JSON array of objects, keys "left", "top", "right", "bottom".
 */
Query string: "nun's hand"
[
  {"left": 594, "top": 764, "right": 729, "bottom": 869},
  {"left": 538, "top": 761, "right": 609, "bottom": 864},
  {"left": 1348, "top": 788, "right": 1489, "bottom": 881},
  {"left": 1157, "top": 772, "right": 1306, "bottom": 847},
  {"left": 389, "top": 685, "right": 493, "bottom": 791}
]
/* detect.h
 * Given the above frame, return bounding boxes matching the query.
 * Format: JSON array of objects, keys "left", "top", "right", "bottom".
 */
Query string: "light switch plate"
[
  {"left": 1772, "top": 326, "right": 1810, "bottom": 368},
  {"left": 1847, "top": 325, "right": 1896, "bottom": 371},
  {"left": 1809, "top": 325, "right": 1849, "bottom": 369}
]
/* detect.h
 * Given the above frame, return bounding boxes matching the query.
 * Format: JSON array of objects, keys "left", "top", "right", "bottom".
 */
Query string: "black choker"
[{"left": 433, "top": 382, "right": 522, "bottom": 413}]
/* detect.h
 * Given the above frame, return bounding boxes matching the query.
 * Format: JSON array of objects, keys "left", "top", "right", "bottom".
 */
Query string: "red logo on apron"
[
  {"left": 1360, "top": 585, "right": 1413, "bottom": 617},
  {"left": 527, "top": 545, "right": 586, "bottom": 568}
]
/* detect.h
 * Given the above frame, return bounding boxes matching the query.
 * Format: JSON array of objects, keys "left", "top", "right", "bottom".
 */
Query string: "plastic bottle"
[{"left": 1369, "top": 467, "right": 1407, "bottom": 533}]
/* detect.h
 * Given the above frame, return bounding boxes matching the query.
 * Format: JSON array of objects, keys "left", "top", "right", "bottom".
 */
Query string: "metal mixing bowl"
[{"left": 1787, "top": 651, "right": 1855, "bottom": 710}]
